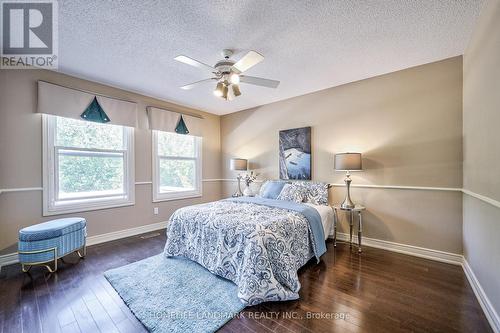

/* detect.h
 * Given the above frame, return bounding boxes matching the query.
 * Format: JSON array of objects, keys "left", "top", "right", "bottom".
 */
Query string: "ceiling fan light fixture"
[
  {"left": 230, "top": 73, "right": 240, "bottom": 85},
  {"left": 213, "top": 82, "right": 224, "bottom": 97},
  {"left": 232, "top": 84, "right": 241, "bottom": 97},
  {"left": 222, "top": 85, "right": 229, "bottom": 100}
]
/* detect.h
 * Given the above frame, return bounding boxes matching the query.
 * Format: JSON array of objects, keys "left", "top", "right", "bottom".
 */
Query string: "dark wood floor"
[{"left": 0, "top": 231, "right": 492, "bottom": 333}]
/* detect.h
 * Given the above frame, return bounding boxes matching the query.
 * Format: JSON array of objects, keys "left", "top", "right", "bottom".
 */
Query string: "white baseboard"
[
  {"left": 86, "top": 221, "right": 166, "bottom": 246},
  {"left": 0, "top": 252, "right": 19, "bottom": 269},
  {"left": 0, "top": 221, "right": 167, "bottom": 271},
  {"left": 333, "top": 232, "right": 464, "bottom": 265},
  {"left": 462, "top": 259, "right": 500, "bottom": 333}
]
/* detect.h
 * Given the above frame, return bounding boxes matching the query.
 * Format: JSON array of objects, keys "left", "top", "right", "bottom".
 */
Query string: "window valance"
[
  {"left": 146, "top": 106, "right": 203, "bottom": 137},
  {"left": 37, "top": 81, "right": 138, "bottom": 128}
]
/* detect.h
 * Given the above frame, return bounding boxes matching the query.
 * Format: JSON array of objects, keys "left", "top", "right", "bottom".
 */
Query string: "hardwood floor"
[{"left": 0, "top": 231, "right": 492, "bottom": 333}]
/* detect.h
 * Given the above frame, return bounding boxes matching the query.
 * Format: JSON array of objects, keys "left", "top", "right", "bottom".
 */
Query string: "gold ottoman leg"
[
  {"left": 19, "top": 247, "right": 58, "bottom": 273},
  {"left": 76, "top": 242, "right": 86, "bottom": 258}
]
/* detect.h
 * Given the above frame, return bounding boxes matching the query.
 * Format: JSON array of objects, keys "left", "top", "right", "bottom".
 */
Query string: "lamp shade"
[
  {"left": 334, "top": 153, "right": 362, "bottom": 171},
  {"left": 230, "top": 158, "right": 248, "bottom": 171}
]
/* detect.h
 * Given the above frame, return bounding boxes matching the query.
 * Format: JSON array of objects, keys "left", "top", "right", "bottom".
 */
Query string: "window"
[
  {"left": 152, "top": 131, "right": 202, "bottom": 201},
  {"left": 43, "top": 115, "right": 134, "bottom": 215}
]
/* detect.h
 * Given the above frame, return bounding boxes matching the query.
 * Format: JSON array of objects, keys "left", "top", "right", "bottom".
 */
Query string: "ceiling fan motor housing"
[
  {"left": 221, "top": 49, "right": 233, "bottom": 59},
  {"left": 214, "top": 60, "right": 236, "bottom": 75}
]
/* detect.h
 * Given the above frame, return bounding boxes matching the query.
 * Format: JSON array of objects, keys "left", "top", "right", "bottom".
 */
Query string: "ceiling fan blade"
[
  {"left": 180, "top": 78, "right": 217, "bottom": 90},
  {"left": 232, "top": 51, "right": 264, "bottom": 73},
  {"left": 174, "top": 55, "right": 215, "bottom": 72},
  {"left": 240, "top": 75, "right": 280, "bottom": 88}
]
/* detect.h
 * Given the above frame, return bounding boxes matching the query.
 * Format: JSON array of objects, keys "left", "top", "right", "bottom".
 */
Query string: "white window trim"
[
  {"left": 152, "top": 130, "right": 202, "bottom": 202},
  {"left": 42, "top": 115, "right": 135, "bottom": 216}
]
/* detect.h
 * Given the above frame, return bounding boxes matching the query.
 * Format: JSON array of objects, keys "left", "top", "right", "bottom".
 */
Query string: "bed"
[{"left": 164, "top": 189, "right": 333, "bottom": 305}]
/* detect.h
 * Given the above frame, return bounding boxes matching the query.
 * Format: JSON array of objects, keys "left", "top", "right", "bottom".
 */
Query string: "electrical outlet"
[{"left": 154, "top": 207, "right": 159, "bottom": 215}]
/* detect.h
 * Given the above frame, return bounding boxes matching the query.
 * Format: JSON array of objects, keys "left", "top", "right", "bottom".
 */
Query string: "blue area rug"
[{"left": 104, "top": 254, "right": 245, "bottom": 333}]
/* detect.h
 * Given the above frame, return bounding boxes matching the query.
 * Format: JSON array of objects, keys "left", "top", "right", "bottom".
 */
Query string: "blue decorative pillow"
[
  {"left": 293, "top": 181, "right": 329, "bottom": 205},
  {"left": 258, "top": 181, "right": 270, "bottom": 197},
  {"left": 276, "top": 183, "right": 306, "bottom": 203},
  {"left": 258, "top": 180, "right": 286, "bottom": 199}
]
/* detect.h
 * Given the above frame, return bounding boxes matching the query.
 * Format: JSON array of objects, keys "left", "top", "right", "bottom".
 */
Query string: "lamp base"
[
  {"left": 341, "top": 172, "right": 356, "bottom": 209},
  {"left": 341, "top": 200, "right": 355, "bottom": 209},
  {"left": 232, "top": 177, "right": 244, "bottom": 197}
]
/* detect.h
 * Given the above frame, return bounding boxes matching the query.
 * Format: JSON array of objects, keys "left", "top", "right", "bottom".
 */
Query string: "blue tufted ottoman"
[{"left": 18, "top": 217, "right": 87, "bottom": 272}]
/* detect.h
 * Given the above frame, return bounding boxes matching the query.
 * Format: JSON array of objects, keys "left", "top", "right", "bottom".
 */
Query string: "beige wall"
[
  {"left": 221, "top": 57, "right": 464, "bottom": 254},
  {"left": 0, "top": 58, "right": 466, "bottom": 255},
  {"left": 463, "top": 0, "right": 500, "bottom": 319},
  {"left": 0, "top": 69, "right": 222, "bottom": 251}
]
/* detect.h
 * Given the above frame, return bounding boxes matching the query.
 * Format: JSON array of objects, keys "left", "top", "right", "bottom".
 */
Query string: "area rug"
[{"left": 104, "top": 254, "right": 245, "bottom": 333}]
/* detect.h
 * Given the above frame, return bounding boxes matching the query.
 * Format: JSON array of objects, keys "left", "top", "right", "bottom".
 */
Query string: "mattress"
[{"left": 306, "top": 203, "right": 334, "bottom": 240}]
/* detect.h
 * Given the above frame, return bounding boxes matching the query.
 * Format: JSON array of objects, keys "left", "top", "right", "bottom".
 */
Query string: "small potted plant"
[{"left": 243, "top": 171, "right": 258, "bottom": 196}]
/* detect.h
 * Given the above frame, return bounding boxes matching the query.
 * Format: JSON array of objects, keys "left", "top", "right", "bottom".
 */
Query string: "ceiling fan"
[{"left": 174, "top": 49, "right": 280, "bottom": 101}]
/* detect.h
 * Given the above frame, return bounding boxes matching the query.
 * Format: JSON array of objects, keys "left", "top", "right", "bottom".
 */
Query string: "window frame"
[
  {"left": 42, "top": 114, "right": 135, "bottom": 216},
  {"left": 152, "top": 130, "right": 202, "bottom": 202}
]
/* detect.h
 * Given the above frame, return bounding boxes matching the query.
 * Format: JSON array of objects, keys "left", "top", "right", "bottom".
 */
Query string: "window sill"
[
  {"left": 152, "top": 193, "right": 202, "bottom": 203},
  {"left": 43, "top": 200, "right": 135, "bottom": 216}
]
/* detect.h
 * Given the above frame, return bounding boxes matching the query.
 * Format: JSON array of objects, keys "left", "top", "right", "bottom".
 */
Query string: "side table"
[{"left": 332, "top": 204, "right": 366, "bottom": 253}]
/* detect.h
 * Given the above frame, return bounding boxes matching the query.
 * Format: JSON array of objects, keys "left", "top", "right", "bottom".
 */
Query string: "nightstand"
[{"left": 332, "top": 204, "right": 366, "bottom": 253}]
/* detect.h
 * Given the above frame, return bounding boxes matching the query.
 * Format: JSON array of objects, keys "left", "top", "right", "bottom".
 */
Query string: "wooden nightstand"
[{"left": 332, "top": 204, "right": 366, "bottom": 253}]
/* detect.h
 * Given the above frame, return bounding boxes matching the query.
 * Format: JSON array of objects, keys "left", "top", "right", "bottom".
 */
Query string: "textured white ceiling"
[{"left": 58, "top": 0, "right": 484, "bottom": 115}]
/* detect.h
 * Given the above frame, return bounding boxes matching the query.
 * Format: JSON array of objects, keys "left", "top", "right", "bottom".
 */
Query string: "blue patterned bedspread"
[
  {"left": 164, "top": 197, "right": 327, "bottom": 305},
  {"left": 227, "top": 196, "right": 326, "bottom": 258}
]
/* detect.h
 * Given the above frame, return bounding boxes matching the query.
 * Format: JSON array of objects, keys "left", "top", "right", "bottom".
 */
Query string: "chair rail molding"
[
  {"left": 0, "top": 179, "right": 218, "bottom": 194},
  {"left": 222, "top": 180, "right": 462, "bottom": 191},
  {"left": 330, "top": 183, "right": 462, "bottom": 192},
  {"left": 135, "top": 181, "right": 153, "bottom": 185},
  {"left": 0, "top": 187, "right": 43, "bottom": 195},
  {"left": 462, "top": 188, "right": 500, "bottom": 209},
  {"left": 2, "top": 184, "right": 500, "bottom": 211}
]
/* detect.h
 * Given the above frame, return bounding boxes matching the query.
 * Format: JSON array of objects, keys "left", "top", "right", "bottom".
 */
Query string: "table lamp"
[
  {"left": 230, "top": 158, "right": 248, "bottom": 197},
  {"left": 334, "top": 153, "right": 362, "bottom": 209}
]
